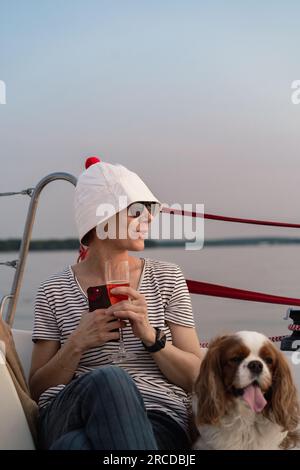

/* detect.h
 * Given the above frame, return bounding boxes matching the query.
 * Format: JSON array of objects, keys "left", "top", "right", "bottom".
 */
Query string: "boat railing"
[{"left": 0, "top": 172, "right": 77, "bottom": 326}]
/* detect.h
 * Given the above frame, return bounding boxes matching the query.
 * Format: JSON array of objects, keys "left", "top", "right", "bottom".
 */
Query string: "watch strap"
[{"left": 142, "top": 327, "right": 166, "bottom": 353}]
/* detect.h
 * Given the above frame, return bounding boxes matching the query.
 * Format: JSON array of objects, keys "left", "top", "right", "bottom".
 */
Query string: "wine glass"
[{"left": 105, "top": 259, "right": 136, "bottom": 363}]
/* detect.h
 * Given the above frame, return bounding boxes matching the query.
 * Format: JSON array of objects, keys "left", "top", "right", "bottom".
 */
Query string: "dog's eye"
[
  {"left": 264, "top": 357, "right": 273, "bottom": 365},
  {"left": 230, "top": 356, "right": 244, "bottom": 364}
]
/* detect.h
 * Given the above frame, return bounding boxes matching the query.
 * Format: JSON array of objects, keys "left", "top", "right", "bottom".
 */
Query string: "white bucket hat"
[{"left": 74, "top": 157, "right": 163, "bottom": 243}]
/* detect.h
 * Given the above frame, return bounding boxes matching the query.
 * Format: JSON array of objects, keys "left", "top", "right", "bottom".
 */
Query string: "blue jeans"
[{"left": 38, "top": 366, "right": 191, "bottom": 450}]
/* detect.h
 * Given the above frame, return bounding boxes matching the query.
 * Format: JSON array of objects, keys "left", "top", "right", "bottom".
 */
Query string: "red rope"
[
  {"left": 186, "top": 279, "right": 300, "bottom": 307},
  {"left": 188, "top": 281, "right": 299, "bottom": 347},
  {"left": 161, "top": 206, "right": 300, "bottom": 344},
  {"left": 161, "top": 207, "right": 300, "bottom": 229},
  {"left": 288, "top": 323, "right": 300, "bottom": 331}
]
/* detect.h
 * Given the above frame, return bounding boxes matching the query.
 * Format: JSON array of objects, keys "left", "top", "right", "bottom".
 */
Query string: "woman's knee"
[{"left": 82, "top": 366, "right": 145, "bottom": 410}]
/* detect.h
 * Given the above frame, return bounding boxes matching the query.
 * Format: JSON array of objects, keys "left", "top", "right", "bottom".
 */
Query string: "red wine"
[{"left": 107, "top": 281, "right": 129, "bottom": 304}]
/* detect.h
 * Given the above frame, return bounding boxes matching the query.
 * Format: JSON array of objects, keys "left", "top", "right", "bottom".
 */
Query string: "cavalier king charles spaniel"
[{"left": 193, "top": 331, "right": 300, "bottom": 450}]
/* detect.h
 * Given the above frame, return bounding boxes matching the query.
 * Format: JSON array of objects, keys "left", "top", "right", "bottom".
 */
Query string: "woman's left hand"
[{"left": 105, "top": 287, "right": 156, "bottom": 346}]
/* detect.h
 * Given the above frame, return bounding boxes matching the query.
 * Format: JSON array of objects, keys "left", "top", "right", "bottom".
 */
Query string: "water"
[{"left": 0, "top": 246, "right": 298, "bottom": 342}]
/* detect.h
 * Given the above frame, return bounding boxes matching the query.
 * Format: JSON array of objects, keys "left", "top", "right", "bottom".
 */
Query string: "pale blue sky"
[{"left": 0, "top": 1, "right": 300, "bottom": 240}]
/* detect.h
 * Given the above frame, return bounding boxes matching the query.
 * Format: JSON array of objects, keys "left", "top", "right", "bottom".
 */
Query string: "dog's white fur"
[{"left": 193, "top": 394, "right": 288, "bottom": 450}]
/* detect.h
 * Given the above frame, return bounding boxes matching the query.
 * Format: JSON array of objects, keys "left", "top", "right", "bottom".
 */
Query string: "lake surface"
[{"left": 0, "top": 246, "right": 299, "bottom": 342}]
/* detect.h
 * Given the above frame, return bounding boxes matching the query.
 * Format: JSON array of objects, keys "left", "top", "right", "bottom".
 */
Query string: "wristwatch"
[{"left": 142, "top": 327, "right": 167, "bottom": 353}]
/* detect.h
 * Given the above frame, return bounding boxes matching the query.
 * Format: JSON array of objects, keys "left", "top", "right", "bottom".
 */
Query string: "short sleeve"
[
  {"left": 32, "top": 284, "right": 60, "bottom": 343},
  {"left": 164, "top": 264, "right": 195, "bottom": 327}
]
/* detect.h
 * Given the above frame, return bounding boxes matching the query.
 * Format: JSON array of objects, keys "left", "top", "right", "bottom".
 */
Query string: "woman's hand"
[
  {"left": 106, "top": 287, "right": 156, "bottom": 346},
  {"left": 70, "top": 309, "right": 125, "bottom": 352}
]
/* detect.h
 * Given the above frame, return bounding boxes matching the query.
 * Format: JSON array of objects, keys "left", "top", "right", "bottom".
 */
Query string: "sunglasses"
[{"left": 127, "top": 201, "right": 157, "bottom": 218}]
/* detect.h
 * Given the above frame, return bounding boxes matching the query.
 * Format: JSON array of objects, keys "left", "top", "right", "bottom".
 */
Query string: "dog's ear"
[
  {"left": 194, "top": 335, "right": 229, "bottom": 426},
  {"left": 265, "top": 345, "right": 300, "bottom": 448}
]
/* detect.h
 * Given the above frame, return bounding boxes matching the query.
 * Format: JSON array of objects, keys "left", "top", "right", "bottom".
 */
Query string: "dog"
[{"left": 192, "top": 331, "right": 300, "bottom": 450}]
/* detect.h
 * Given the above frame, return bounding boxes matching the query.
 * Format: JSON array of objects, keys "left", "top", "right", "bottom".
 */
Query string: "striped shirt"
[{"left": 32, "top": 257, "right": 196, "bottom": 436}]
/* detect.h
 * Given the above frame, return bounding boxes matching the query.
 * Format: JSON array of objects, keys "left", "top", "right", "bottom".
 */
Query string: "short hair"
[{"left": 81, "top": 227, "right": 96, "bottom": 246}]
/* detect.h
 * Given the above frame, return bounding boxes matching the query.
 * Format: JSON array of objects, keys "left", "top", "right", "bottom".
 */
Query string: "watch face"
[
  {"left": 158, "top": 329, "right": 165, "bottom": 341},
  {"left": 157, "top": 329, "right": 166, "bottom": 346},
  {"left": 142, "top": 327, "right": 166, "bottom": 352}
]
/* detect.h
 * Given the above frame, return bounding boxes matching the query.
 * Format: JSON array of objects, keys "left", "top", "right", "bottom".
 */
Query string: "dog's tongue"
[{"left": 242, "top": 384, "right": 267, "bottom": 412}]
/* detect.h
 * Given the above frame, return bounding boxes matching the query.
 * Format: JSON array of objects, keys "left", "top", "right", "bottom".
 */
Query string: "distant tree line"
[
  {"left": 0, "top": 238, "right": 188, "bottom": 252},
  {"left": 1, "top": 237, "right": 300, "bottom": 252}
]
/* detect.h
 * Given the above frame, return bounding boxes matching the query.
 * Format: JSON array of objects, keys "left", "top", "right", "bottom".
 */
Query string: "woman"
[{"left": 29, "top": 157, "right": 203, "bottom": 450}]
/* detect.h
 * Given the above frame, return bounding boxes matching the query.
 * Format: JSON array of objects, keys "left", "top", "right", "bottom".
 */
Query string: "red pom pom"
[{"left": 85, "top": 156, "right": 101, "bottom": 169}]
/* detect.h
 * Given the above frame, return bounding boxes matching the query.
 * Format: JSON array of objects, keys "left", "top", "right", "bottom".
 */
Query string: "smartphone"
[
  {"left": 87, "top": 285, "right": 118, "bottom": 340},
  {"left": 87, "top": 285, "right": 111, "bottom": 312}
]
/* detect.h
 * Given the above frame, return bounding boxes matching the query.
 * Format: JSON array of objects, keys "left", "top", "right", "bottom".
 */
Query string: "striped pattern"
[{"left": 33, "top": 257, "right": 195, "bottom": 435}]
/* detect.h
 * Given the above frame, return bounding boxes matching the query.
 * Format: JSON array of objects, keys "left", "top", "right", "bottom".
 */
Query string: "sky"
[{"left": 0, "top": 0, "right": 300, "bottom": 240}]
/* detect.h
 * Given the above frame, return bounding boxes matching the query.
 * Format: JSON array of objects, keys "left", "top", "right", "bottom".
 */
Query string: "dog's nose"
[{"left": 247, "top": 360, "right": 263, "bottom": 375}]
